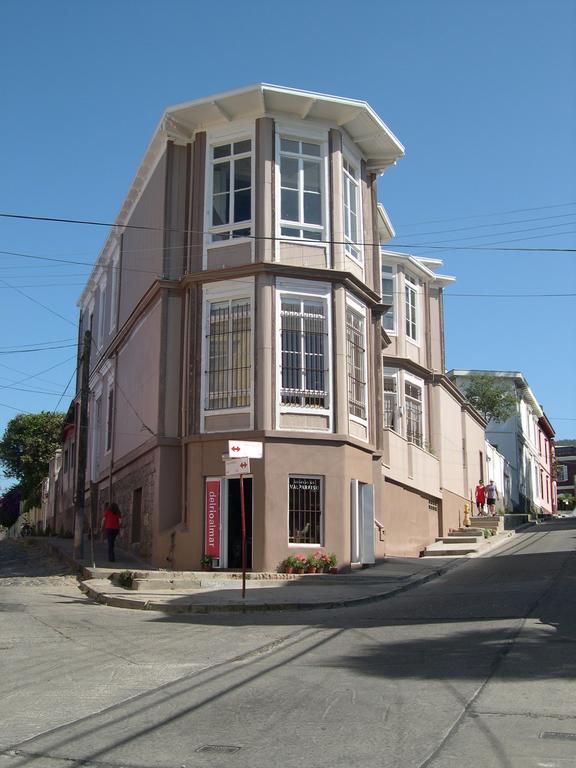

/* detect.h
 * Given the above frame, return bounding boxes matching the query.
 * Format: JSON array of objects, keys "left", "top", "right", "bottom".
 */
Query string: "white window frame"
[
  {"left": 345, "top": 294, "right": 368, "bottom": 427},
  {"left": 381, "top": 263, "right": 396, "bottom": 334},
  {"left": 557, "top": 464, "right": 568, "bottom": 482},
  {"left": 276, "top": 278, "right": 333, "bottom": 430},
  {"left": 342, "top": 152, "right": 363, "bottom": 265},
  {"left": 97, "top": 279, "right": 107, "bottom": 350},
  {"left": 274, "top": 121, "right": 330, "bottom": 260},
  {"left": 405, "top": 273, "right": 420, "bottom": 344},
  {"left": 383, "top": 366, "right": 399, "bottom": 432},
  {"left": 204, "top": 122, "right": 255, "bottom": 266},
  {"left": 287, "top": 474, "right": 324, "bottom": 548},
  {"left": 404, "top": 372, "right": 425, "bottom": 448},
  {"left": 109, "top": 244, "right": 120, "bottom": 333},
  {"left": 200, "top": 278, "right": 255, "bottom": 433}
]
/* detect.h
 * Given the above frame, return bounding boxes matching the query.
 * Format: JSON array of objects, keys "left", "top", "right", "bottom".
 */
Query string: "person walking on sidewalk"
[
  {"left": 485, "top": 480, "right": 499, "bottom": 517},
  {"left": 101, "top": 502, "right": 121, "bottom": 562},
  {"left": 475, "top": 481, "right": 486, "bottom": 515}
]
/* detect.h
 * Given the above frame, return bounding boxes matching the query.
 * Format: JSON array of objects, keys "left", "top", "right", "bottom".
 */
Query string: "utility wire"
[
  {"left": 395, "top": 201, "right": 576, "bottom": 227},
  {"left": 1, "top": 211, "right": 575, "bottom": 253},
  {"left": 0, "top": 278, "right": 76, "bottom": 326}
]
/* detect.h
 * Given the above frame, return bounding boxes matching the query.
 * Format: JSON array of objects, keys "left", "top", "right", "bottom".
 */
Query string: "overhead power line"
[
  {"left": 395, "top": 201, "right": 576, "bottom": 227},
  {"left": 1, "top": 210, "right": 575, "bottom": 253}
]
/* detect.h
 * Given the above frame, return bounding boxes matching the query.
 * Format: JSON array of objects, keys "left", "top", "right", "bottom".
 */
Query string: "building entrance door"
[
  {"left": 226, "top": 477, "right": 253, "bottom": 570},
  {"left": 351, "top": 480, "right": 375, "bottom": 565}
]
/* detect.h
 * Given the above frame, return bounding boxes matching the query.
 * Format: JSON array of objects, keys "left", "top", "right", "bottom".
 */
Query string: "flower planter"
[
  {"left": 329, "top": 567, "right": 338, "bottom": 574},
  {"left": 307, "top": 565, "right": 317, "bottom": 574},
  {"left": 285, "top": 566, "right": 294, "bottom": 574},
  {"left": 295, "top": 567, "right": 305, "bottom": 574}
]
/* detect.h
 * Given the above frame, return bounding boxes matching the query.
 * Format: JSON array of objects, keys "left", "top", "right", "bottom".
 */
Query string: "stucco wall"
[{"left": 379, "top": 479, "right": 438, "bottom": 557}]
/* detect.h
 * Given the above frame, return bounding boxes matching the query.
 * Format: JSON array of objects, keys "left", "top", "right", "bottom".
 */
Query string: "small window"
[
  {"left": 382, "top": 265, "right": 395, "bottom": 333},
  {"left": 428, "top": 498, "right": 439, "bottom": 512},
  {"left": 206, "top": 298, "right": 251, "bottom": 410},
  {"left": 383, "top": 368, "right": 398, "bottom": 431},
  {"left": 210, "top": 140, "right": 252, "bottom": 241},
  {"left": 288, "top": 476, "right": 323, "bottom": 545},
  {"left": 280, "top": 297, "right": 328, "bottom": 409},
  {"left": 405, "top": 274, "right": 418, "bottom": 342},
  {"left": 405, "top": 379, "right": 423, "bottom": 447},
  {"left": 279, "top": 137, "right": 324, "bottom": 241},
  {"left": 346, "top": 306, "right": 367, "bottom": 420},
  {"left": 342, "top": 158, "right": 361, "bottom": 262}
]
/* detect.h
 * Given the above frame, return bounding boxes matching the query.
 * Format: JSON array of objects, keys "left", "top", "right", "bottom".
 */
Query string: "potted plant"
[
  {"left": 306, "top": 551, "right": 322, "bottom": 574},
  {"left": 200, "top": 554, "right": 213, "bottom": 571},
  {"left": 327, "top": 552, "right": 338, "bottom": 574},
  {"left": 293, "top": 554, "right": 307, "bottom": 574},
  {"left": 284, "top": 554, "right": 298, "bottom": 574}
]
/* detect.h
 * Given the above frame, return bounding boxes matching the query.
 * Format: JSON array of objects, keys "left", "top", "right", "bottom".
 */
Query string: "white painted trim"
[
  {"left": 381, "top": 262, "right": 397, "bottom": 335},
  {"left": 341, "top": 141, "right": 364, "bottom": 272},
  {"left": 345, "top": 293, "right": 369, "bottom": 436}
]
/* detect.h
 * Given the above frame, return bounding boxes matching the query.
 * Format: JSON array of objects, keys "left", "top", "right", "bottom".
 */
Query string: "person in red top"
[
  {"left": 101, "top": 502, "right": 121, "bottom": 562},
  {"left": 475, "top": 481, "right": 486, "bottom": 516}
]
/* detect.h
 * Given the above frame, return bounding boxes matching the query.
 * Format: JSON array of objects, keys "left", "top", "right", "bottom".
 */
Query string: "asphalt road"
[{"left": 1, "top": 521, "right": 575, "bottom": 768}]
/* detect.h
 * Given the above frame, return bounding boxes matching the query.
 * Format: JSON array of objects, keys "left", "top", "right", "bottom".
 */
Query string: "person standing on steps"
[
  {"left": 475, "top": 480, "right": 486, "bottom": 516},
  {"left": 101, "top": 502, "right": 121, "bottom": 562},
  {"left": 485, "top": 480, "right": 499, "bottom": 517}
]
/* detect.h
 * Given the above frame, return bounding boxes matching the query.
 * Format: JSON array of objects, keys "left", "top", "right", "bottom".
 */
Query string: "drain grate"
[
  {"left": 540, "top": 732, "right": 576, "bottom": 741},
  {"left": 195, "top": 745, "right": 242, "bottom": 754}
]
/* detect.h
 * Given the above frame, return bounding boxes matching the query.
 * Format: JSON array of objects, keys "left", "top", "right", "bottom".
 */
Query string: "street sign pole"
[{"left": 240, "top": 473, "right": 246, "bottom": 599}]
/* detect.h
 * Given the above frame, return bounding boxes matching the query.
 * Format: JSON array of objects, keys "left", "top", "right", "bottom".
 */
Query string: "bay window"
[
  {"left": 210, "top": 140, "right": 252, "bottom": 241},
  {"left": 279, "top": 138, "right": 324, "bottom": 241}
]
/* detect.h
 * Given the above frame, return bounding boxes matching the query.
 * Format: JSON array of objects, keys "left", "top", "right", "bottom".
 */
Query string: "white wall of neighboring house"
[{"left": 485, "top": 441, "right": 511, "bottom": 513}]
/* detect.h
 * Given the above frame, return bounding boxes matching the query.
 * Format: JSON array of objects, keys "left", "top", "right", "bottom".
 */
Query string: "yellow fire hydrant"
[{"left": 463, "top": 502, "right": 471, "bottom": 528}]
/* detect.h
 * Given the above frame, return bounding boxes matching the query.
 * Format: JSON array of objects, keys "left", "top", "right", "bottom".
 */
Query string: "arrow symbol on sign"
[
  {"left": 231, "top": 446, "right": 240, "bottom": 452},
  {"left": 240, "top": 462, "right": 247, "bottom": 470}
]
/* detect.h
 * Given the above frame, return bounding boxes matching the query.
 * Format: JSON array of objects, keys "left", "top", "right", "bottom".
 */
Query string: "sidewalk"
[{"left": 31, "top": 528, "right": 527, "bottom": 615}]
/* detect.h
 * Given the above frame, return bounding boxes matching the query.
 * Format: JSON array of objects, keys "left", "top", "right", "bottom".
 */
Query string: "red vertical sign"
[{"left": 205, "top": 480, "right": 220, "bottom": 558}]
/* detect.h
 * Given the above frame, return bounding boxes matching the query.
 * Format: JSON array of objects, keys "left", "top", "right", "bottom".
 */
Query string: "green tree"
[
  {"left": 0, "top": 412, "right": 65, "bottom": 507},
  {"left": 463, "top": 375, "right": 517, "bottom": 423}
]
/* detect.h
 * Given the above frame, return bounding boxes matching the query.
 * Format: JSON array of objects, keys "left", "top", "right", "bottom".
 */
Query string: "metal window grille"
[
  {"left": 206, "top": 299, "right": 251, "bottom": 410},
  {"left": 405, "top": 381, "right": 423, "bottom": 447},
  {"left": 383, "top": 371, "right": 398, "bottom": 430},
  {"left": 346, "top": 308, "right": 366, "bottom": 419},
  {"left": 280, "top": 299, "right": 328, "bottom": 408},
  {"left": 428, "top": 498, "right": 439, "bottom": 512},
  {"left": 288, "top": 476, "right": 322, "bottom": 544}
]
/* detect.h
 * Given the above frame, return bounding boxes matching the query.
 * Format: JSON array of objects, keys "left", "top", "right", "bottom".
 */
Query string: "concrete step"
[
  {"left": 131, "top": 577, "right": 202, "bottom": 591},
  {"left": 449, "top": 528, "right": 485, "bottom": 536},
  {"left": 435, "top": 536, "right": 483, "bottom": 544},
  {"left": 423, "top": 541, "right": 481, "bottom": 557}
]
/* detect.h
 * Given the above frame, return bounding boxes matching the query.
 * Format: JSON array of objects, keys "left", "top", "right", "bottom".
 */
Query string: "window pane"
[
  {"left": 281, "top": 138, "right": 299, "bottom": 153},
  {"left": 303, "top": 160, "right": 321, "bottom": 192},
  {"left": 212, "top": 193, "right": 229, "bottom": 227},
  {"left": 303, "top": 192, "right": 321, "bottom": 225},
  {"left": 303, "top": 230, "right": 322, "bottom": 241},
  {"left": 280, "top": 156, "right": 299, "bottom": 189},
  {"left": 281, "top": 227, "right": 300, "bottom": 237},
  {"left": 212, "top": 162, "right": 230, "bottom": 195},
  {"left": 212, "top": 231, "right": 230, "bottom": 242},
  {"left": 233, "top": 139, "right": 251, "bottom": 154},
  {"left": 281, "top": 188, "right": 299, "bottom": 222},
  {"left": 302, "top": 142, "right": 321, "bottom": 157},
  {"left": 234, "top": 188, "right": 251, "bottom": 223},
  {"left": 232, "top": 228, "right": 250, "bottom": 238},
  {"left": 213, "top": 144, "right": 231, "bottom": 159},
  {"left": 234, "top": 156, "right": 251, "bottom": 190}
]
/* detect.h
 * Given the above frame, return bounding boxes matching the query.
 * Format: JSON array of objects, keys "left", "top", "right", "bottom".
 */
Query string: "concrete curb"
[{"left": 78, "top": 558, "right": 466, "bottom": 615}]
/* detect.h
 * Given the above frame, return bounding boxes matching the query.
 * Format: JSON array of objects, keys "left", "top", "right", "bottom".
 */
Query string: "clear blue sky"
[{"left": 0, "top": 0, "right": 575, "bottom": 490}]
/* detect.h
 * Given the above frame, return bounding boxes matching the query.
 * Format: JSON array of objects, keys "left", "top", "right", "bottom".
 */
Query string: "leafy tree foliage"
[
  {"left": 463, "top": 375, "right": 517, "bottom": 423},
  {"left": 0, "top": 412, "right": 65, "bottom": 507},
  {"left": 0, "top": 486, "right": 21, "bottom": 529}
]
